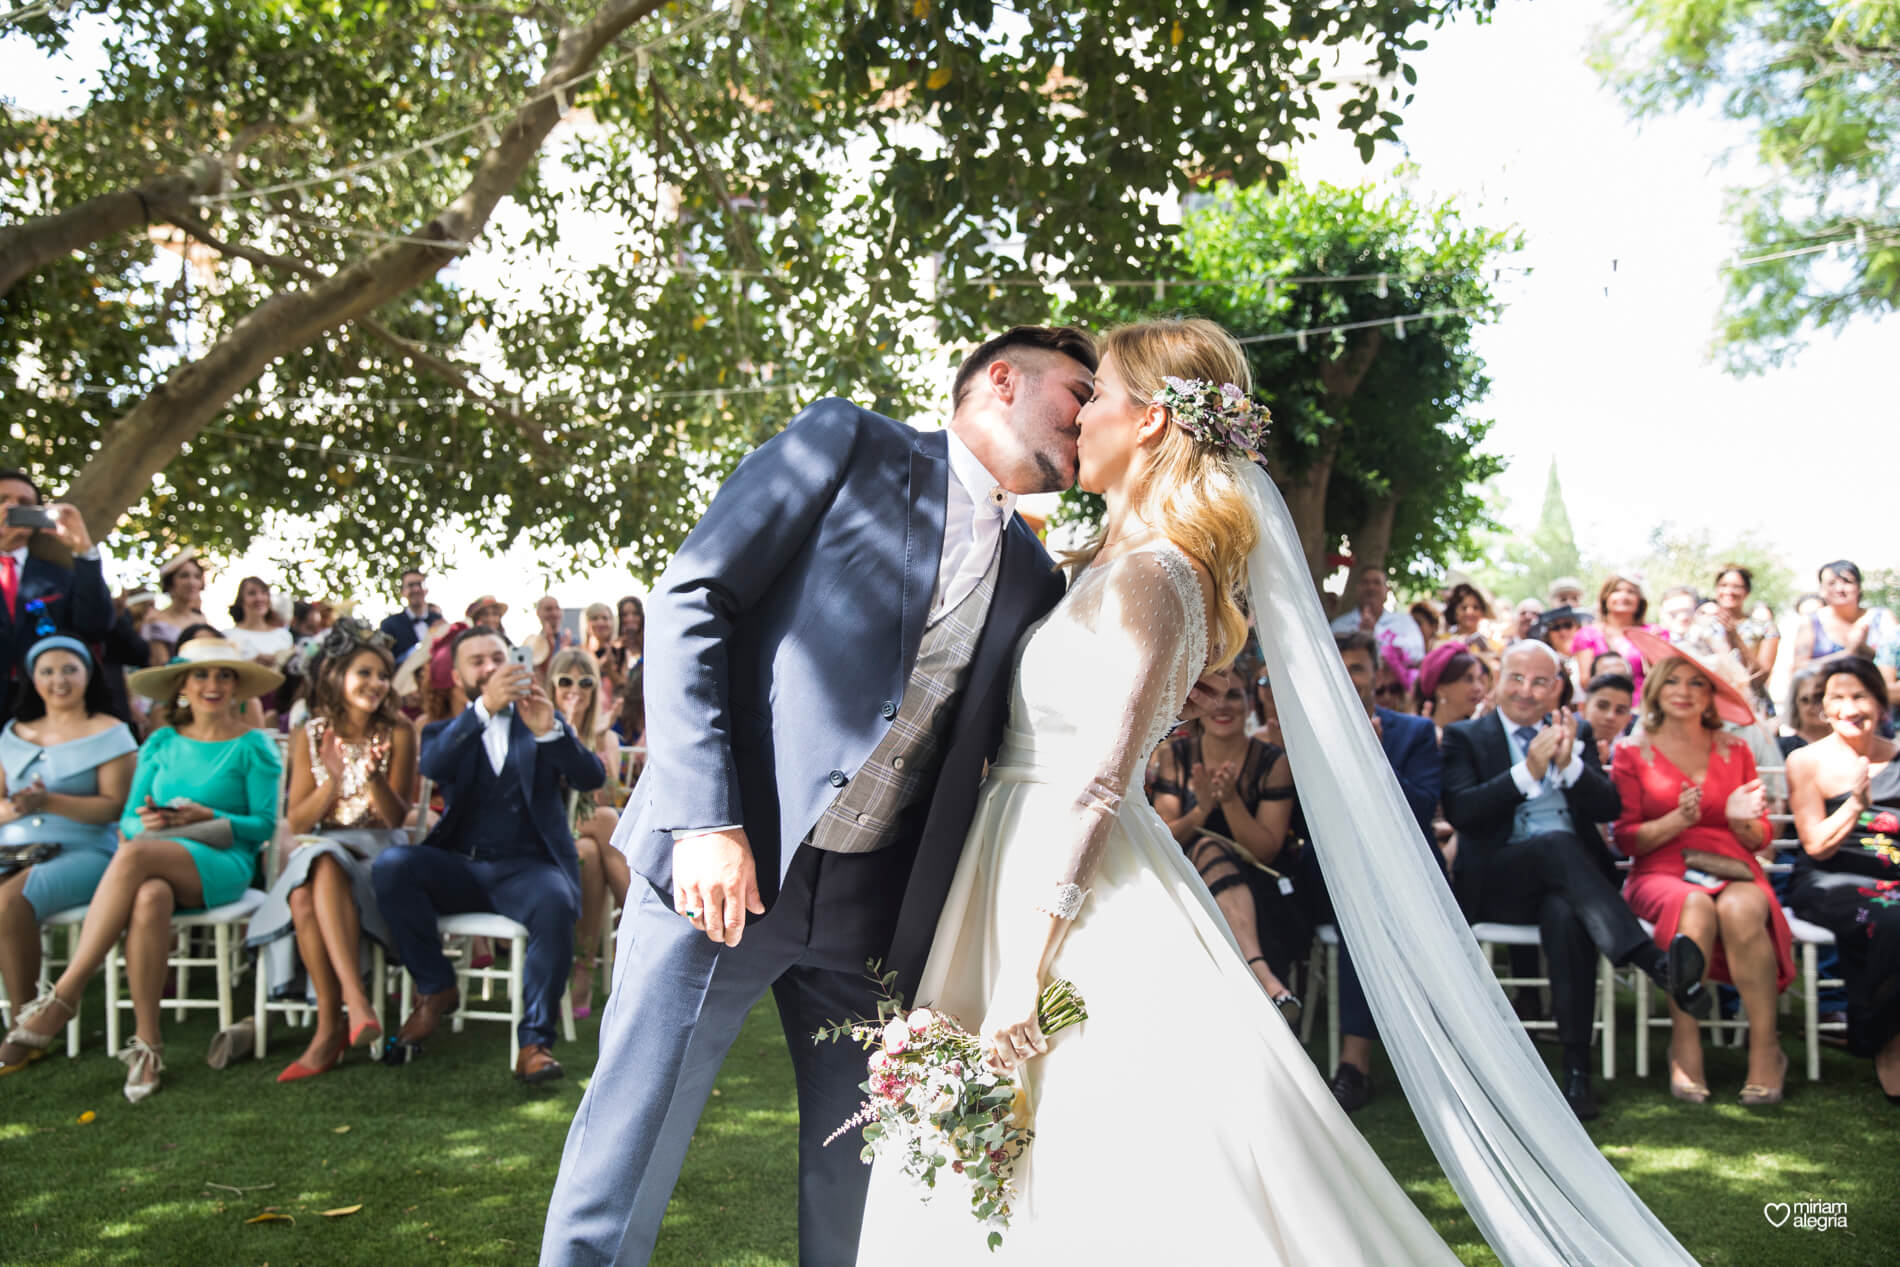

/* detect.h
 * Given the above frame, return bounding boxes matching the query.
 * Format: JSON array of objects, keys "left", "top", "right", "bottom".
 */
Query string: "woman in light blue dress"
[
  {"left": 0, "top": 637, "right": 138, "bottom": 1056},
  {"left": 0, "top": 636, "right": 281, "bottom": 1100}
]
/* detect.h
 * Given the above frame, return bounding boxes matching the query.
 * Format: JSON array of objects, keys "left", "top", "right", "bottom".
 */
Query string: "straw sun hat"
[{"left": 127, "top": 636, "right": 285, "bottom": 702}]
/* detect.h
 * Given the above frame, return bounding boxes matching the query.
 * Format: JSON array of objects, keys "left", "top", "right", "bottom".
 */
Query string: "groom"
[{"left": 541, "top": 327, "right": 1099, "bottom": 1265}]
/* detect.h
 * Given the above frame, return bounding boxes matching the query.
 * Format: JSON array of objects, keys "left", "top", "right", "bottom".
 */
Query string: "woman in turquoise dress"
[
  {"left": 0, "top": 637, "right": 281, "bottom": 1101},
  {"left": 0, "top": 637, "right": 138, "bottom": 1051}
]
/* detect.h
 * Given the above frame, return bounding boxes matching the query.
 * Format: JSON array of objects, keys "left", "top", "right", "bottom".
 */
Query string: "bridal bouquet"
[{"left": 816, "top": 968, "right": 1087, "bottom": 1250}]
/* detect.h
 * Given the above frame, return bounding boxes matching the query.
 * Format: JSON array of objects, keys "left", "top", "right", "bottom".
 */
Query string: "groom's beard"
[{"left": 1028, "top": 451, "right": 1067, "bottom": 494}]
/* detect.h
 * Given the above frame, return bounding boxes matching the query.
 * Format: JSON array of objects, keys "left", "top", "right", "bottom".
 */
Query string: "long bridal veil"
[{"left": 1232, "top": 458, "right": 1697, "bottom": 1267}]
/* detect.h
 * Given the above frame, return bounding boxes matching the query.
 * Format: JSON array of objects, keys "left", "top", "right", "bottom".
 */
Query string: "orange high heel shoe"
[{"left": 277, "top": 1033, "right": 348, "bottom": 1084}]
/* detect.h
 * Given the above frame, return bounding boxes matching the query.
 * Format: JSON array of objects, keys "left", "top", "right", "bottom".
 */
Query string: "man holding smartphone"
[
  {"left": 0, "top": 470, "right": 112, "bottom": 726},
  {"left": 371, "top": 625, "right": 605, "bottom": 1082}
]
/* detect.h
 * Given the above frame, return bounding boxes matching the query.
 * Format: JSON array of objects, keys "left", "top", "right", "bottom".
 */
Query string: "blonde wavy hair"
[
  {"left": 548, "top": 647, "right": 604, "bottom": 737},
  {"left": 1064, "top": 317, "right": 1262, "bottom": 670}
]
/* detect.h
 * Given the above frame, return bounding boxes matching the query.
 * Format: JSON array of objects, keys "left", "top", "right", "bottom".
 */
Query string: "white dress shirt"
[
  {"left": 1499, "top": 709, "right": 1587, "bottom": 798},
  {"left": 471, "top": 697, "right": 562, "bottom": 775},
  {"left": 932, "top": 428, "right": 1015, "bottom": 623},
  {"left": 1328, "top": 606, "right": 1426, "bottom": 666}
]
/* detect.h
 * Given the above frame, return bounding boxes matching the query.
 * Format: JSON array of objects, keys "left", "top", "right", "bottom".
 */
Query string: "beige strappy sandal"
[
  {"left": 119, "top": 1036, "right": 166, "bottom": 1104},
  {"left": 0, "top": 988, "right": 75, "bottom": 1076}
]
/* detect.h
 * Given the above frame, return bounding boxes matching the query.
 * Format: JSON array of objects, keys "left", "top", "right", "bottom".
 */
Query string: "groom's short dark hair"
[{"left": 952, "top": 326, "right": 1098, "bottom": 410}]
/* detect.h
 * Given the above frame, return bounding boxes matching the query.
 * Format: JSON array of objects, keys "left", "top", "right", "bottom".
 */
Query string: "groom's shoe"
[
  {"left": 1562, "top": 1067, "right": 1600, "bottom": 1122},
  {"left": 395, "top": 986, "right": 460, "bottom": 1046},
  {"left": 1329, "top": 1062, "right": 1372, "bottom": 1114}
]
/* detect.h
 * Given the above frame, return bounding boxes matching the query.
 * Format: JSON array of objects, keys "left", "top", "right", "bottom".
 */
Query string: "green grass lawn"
[{"left": 2, "top": 977, "right": 1896, "bottom": 1266}]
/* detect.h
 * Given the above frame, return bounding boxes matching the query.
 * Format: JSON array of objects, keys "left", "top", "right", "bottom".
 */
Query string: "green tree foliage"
[
  {"left": 1596, "top": 0, "right": 1899, "bottom": 370},
  {"left": 2, "top": 0, "right": 1494, "bottom": 591},
  {"left": 1057, "top": 174, "right": 1516, "bottom": 599},
  {"left": 1632, "top": 522, "right": 1796, "bottom": 613},
  {"left": 1473, "top": 461, "right": 1588, "bottom": 604}
]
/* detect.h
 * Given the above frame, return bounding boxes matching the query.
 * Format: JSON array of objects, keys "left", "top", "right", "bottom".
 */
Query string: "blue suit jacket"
[
  {"left": 417, "top": 705, "right": 606, "bottom": 891},
  {"left": 2, "top": 551, "right": 112, "bottom": 722},
  {"left": 1375, "top": 706, "right": 1443, "bottom": 851},
  {"left": 622, "top": 399, "right": 1066, "bottom": 998},
  {"left": 380, "top": 608, "right": 443, "bottom": 662}
]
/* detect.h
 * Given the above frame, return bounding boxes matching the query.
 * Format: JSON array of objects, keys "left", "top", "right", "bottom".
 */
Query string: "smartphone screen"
[{"left": 4, "top": 505, "right": 57, "bottom": 530}]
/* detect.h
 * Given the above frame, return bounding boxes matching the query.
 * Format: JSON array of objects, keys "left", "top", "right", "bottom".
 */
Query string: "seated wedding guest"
[
  {"left": 1785, "top": 657, "right": 1900, "bottom": 1102},
  {"left": 1613, "top": 633, "right": 1793, "bottom": 1105},
  {"left": 1150, "top": 667, "right": 1302, "bottom": 1020},
  {"left": 0, "top": 637, "right": 137, "bottom": 1053},
  {"left": 0, "top": 637, "right": 281, "bottom": 1097},
  {"left": 1416, "top": 644, "right": 1487, "bottom": 735},
  {"left": 1297, "top": 631, "right": 1442, "bottom": 1111},
  {"left": 613, "top": 655, "right": 646, "bottom": 748},
  {"left": 1780, "top": 667, "right": 1832, "bottom": 757},
  {"left": 1248, "top": 667, "right": 1281, "bottom": 746},
  {"left": 1442, "top": 640, "right": 1711, "bottom": 1121},
  {"left": 99, "top": 592, "right": 153, "bottom": 727},
  {"left": 525, "top": 595, "right": 573, "bottom": 682},
  {"left": 1410, "top": 599, "right": 1443, "bottom": 651},
  {"left": 144, "top": 549, "right": 211, "bottom": 662},
  {"left": 372, "top": 626, "right": 604, "bottom": 1083},
  {"left": 1573, "top": 574, "right": 1659, "bottom": 698},
  {"left": 0, "top": 473, "right": 113, "bottom": 722},
  {"left": 1374, "top": 645, "right": 1417, "bottom": 714},
  {"left": 1579, "top": 673, "right": 1636, "bottom": 766},
  {"left": 582, "top": 602, "right": 625, "bottom": 716},
  {"left": 465, "top": 594, "right": 509, "bottom": 635},
  {"left": 379, "top": 568, "right": 444, "bottom": 663},
  {"left": 548, "top": 648, "right": 628, "bottom": 1019},
  {"left": 1696, "top": 565, "right": 1779, "bottom": 717},
  {"left": 1330, "top": 566, "right": 1426, "bottom": 668},
  {"left": 226, "top": 577, "right": 294, "bottom": 666},
  {"left": 1795, "top": 591, "right": 1824, "bottom": 618},
  {"left": 249, "top": 621, "right": 417, "bottom": 1082},
  {"left": 1548, "top": 577, "right": 1586, "bottom": 611},
  {"left": 1534, "top": 605, "right": 1588, "bottom": 663},
  {"left": 1656, "top": 587, "right": 1699, "bottom": 644},
  {"left": 1513, "top": 597, "right": 1545, "bottom": 643},
  {"left": 1790, "top": 560, "right": 1896, "bottom": 687},
  {"left": 1443, "top": 581, "right": 1500, "bottom": 666},
  {"left": 616, "top": 594, "right": 645, "bottom": 659}
]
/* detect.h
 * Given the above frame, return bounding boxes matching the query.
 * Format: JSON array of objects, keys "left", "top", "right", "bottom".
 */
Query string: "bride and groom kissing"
[{"left": 538, "top": 319, "right": 1703, "bottom": 1266}]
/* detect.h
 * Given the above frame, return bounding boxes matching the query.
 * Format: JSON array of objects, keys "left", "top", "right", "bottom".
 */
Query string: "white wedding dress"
[{"left": 854, "top": 539, "right": 1464, "bottom": 1264}]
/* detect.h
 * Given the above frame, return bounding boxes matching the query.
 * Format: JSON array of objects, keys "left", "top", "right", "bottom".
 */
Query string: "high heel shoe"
[
  {"left": 1739, "top": 1049, "right": 1789, "bottom": 1107},
  {"left": 570, "top": 957, "right": 596, "bottom": 1021},
  {"left": 120, "top": 1036, "right": 165, "bottom": 1103},
  {"left": 0, "top": 988, "right": 75, "bottom": 1077},
  {"left": 1668, "top": 1071, "right": 1710, "bottom": 1104},
  {"left": 349, "top": 1014, "right": 383, "bottom": 1049},
  {"left": 276, "top": 1034, "right": 348, "bottom": 1084}
]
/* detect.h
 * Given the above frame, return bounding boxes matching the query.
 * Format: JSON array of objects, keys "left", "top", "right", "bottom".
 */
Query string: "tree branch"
[
  {"left": 353, "top": 317, "right": 560, "bottom": 465},
  {"left": 0, "top": 161, "right": 226, "bottom": 296},
  {"left": 60, "top": 0, "right": 664, "bottom": 530}
]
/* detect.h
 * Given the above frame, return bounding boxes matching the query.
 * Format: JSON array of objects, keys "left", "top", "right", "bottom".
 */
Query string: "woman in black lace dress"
[
  {"left": 1149, "top": 666, "right": 1304, "bottom": 1023},
  {"left": 1786, "top": 657, "right": 1900, "bottom": 1101}
]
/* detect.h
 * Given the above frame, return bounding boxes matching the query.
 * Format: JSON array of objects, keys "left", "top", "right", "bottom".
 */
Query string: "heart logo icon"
[{"left": 1763, "top": 1203, "right": 1792, "bottom": 1228}]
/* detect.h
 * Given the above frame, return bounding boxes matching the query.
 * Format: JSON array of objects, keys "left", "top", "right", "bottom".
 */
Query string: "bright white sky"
[{"left": 5, "top": 0, "right": 1890, "bottom": 626}]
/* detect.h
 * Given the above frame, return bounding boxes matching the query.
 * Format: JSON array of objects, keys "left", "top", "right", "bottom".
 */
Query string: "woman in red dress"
[{"left": 1613, "top": 632, "right": 1794, "bottom": 1106}]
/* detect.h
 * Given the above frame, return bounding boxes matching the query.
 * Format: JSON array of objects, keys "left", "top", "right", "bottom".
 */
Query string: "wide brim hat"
[
  {"left": 465, "top": 595, "right": 509, "bottom": 621},
  {"left": 1533, "top": 604, "right": 1594, "bottom": 633},
  {"left": 1623, "top": 628, "right": 1755, "bottom": 726},
  {"left": 127, "top": 635, "right": 285, "bottom": 702}
]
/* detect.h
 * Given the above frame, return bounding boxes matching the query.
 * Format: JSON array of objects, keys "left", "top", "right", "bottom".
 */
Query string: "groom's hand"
[{"left": 673, "top": 829, "right": 765, "bottom": 947}]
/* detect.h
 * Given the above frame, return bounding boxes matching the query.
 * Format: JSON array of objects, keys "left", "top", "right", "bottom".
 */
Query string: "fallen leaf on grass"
[
  {"left": 332, "top": 1125, "right": 351, "bottom": 1134},
  {"left": 245, "top": 1211, "right": 295, "bottom": 1225},
  {"left": 76, "top": 1111, "right": 96, "bottom": 1124},
  {"left": 321, "top": 1205, "right": 363, "bottom": 1218}
]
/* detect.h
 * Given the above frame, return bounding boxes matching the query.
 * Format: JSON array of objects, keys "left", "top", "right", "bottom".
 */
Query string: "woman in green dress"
[{"left": 0, "top": 637, "right": 281, "bottom": 1102}]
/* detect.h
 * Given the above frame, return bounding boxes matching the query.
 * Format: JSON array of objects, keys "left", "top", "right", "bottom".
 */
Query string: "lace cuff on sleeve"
[{"left": 1032, "top": 548, "right": 1202, "bottom": 922}]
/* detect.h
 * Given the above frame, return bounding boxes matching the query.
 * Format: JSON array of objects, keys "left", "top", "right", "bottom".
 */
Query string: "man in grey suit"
[{"left": 542, "top": 327, "right": 1100, "bottom": 1265}]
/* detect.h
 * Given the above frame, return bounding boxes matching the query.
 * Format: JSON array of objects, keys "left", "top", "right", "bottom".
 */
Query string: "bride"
[{"left": 854, "top": 319, "right": 1698, "bottom": 1265}]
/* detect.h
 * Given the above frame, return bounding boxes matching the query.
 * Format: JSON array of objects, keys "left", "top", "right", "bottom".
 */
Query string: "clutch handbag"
[
  {"left": 0, "top": 841, "right": 61, "bottom": 877},
  {"left": 1682, "top": 848, "right": 1754, "bottom": 883}
]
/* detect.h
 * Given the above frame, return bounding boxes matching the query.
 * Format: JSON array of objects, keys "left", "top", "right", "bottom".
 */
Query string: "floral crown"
[
  {"left": 293, "top": 615, "right": 392, "bottom": 676},
  {"left": 1152, "top": 377, "right": 1272, "bottom": 456}
]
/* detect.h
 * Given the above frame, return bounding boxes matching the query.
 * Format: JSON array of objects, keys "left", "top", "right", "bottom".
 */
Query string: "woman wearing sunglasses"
[{"left": 548, "top": 648, "right": 629, "bottom": 1018}]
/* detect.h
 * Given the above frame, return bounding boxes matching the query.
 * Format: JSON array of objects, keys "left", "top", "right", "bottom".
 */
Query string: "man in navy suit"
[
  {"left": 0, "top": 471, "right": 112, "bottom": 724},
  {"left": 541, "top": 327, "right": 1102, "bottom": 1266},
  {"left": 379, "top": 567, "right": 444, "bottom": 661},
  {"left": 373, "top": 625, "right": 605, "bottom": 1083},
  {"left": 1292, "top": 630, "right": 1443, "bottom": 1112}
]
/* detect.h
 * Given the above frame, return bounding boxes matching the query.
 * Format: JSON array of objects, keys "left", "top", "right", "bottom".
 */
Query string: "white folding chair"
[
  {"left": 398, "top": 912, "right": 577, "bottom": 1069},
  {"left": 1471, "top": 922, "right": 1618, "bottom": 1079},
  {"left": 1630, "top": 917, "right": 1751, "bottom": 1077},
  {"left": 104, "top": 890, "right": 266, "bottom": 1056},
  {"left": 1784, "top": 908, "right": 1846, "bottom": 1082},
  {"left": 0, "top": 906, "right": 89, "bottom": 1057}
]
